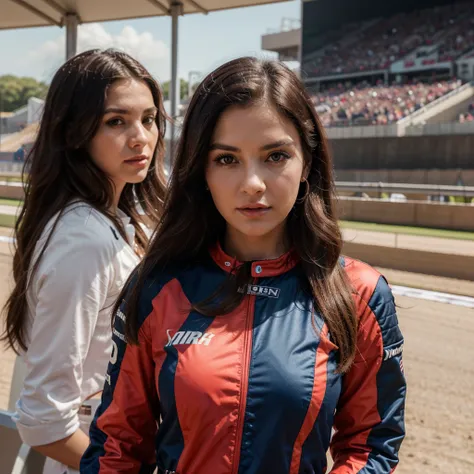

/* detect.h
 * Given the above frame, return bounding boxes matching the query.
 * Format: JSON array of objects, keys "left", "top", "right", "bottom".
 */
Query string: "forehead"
[
  {"left": 105, "top": 78, "right": 154, "bottom": 107},
  {"left": 212, "top": 103, "right": 300, "bottom": 147}
]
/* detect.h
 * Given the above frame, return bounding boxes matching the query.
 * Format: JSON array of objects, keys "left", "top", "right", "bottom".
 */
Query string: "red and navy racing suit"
[{"left": 80, "top": 243, "right": 406, "bottom": 474}]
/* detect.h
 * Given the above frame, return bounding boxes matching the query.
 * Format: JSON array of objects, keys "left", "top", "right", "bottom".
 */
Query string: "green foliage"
[
  {"left": 161, "top": 78, "right": 189, "bottom": 101},
  {"left": 0, "top": 75, "right": 48, "bottom": 112}
]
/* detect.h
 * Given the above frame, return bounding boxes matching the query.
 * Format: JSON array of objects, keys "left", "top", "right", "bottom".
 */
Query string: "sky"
[{"left": 0, "top": 1, "right": 300, "bottom": 85}]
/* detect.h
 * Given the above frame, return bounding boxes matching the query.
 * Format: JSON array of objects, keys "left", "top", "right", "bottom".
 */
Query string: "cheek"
[
  {"left": 206, "top": 171, "right": 235, "bottom": 213},
  {"left": 209, "top": 181, "right": 232, "bottom": 212},
  {"left": 149, "top": 125, "right": 160, "bottom": 147},
  {"left": 274, "top": 174, "right": 302, "bottom": 208},
  {"left": 89, "top": 130, "right": 123, "bottom": 166}
]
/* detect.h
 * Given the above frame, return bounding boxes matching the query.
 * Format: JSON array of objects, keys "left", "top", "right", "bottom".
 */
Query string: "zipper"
[{"left": 232, "top": 280, "right": 257, "bottom": 474}]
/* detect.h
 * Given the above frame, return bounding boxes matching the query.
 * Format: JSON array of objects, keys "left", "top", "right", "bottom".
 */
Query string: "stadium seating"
[
  {"left": 312, "top": 80, "right": 462, "bottom": 127},
  {"left": 304, "top": 2, "right": 474, "bottom": 77}
]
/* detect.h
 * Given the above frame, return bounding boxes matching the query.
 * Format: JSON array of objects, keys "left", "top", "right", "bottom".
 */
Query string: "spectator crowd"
[
  {"left": 304, "top": 2, "right": 474, "bottom": 77},
  {"left": 312, "top": 79, "right": 462, "bottom": 126}
]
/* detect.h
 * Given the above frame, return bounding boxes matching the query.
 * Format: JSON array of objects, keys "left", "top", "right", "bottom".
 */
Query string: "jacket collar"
[{"left": 209, "top": 242, "right": 299, "bottom": 278}]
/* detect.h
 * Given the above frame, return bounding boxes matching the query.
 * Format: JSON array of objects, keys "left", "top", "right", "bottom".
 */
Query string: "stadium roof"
[{"left": 1, "top": 0, "right": 289, "bottom": 30}]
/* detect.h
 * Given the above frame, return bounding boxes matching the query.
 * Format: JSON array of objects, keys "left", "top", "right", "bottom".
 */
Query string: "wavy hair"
[
  {"left": 117, "top": 57, "right": 357, "bottom": 372},
  {"left": 1, "top": 49, "right": 167, "bottom": 353}
]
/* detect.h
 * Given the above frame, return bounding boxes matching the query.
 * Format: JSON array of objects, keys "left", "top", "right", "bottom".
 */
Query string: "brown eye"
[
  {"left": 143, "top": 115, "right": 156, "bottom": 125},
  {"left": 106, "top": 118, "right": 124, "bottom": 127},
  {"left": 267, "top": 152, "right": 290, "bottom": 163},
  {"left": 216, "top": 155, "right": 236, "bottom": 165}
]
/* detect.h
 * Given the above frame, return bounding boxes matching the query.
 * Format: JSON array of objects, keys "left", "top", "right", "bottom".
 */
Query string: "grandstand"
[
  {"left": 300, "top": 0, "right": 474, "bottom": 131},
  {"left": 0, "top": 123, "right": 38, "bottom": 153},
  {"left": 262, "top": 0, "right": 474, "bottom": 129},
  {"left": 302, "top": 2, "right": 474, "bottom": 78},
  {"left": 262, "top": 0, "right": 474, "bottom": 187},
  {"left": 0, "top": 98, "right": 43, "bottom": 165}
]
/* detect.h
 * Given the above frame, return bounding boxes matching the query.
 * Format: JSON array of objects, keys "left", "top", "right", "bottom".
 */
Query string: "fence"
[
  {"left": 337, "top": 181, "right": 474, "bottom": 198},
  {"left": 0, "top": 410, "right": 45, "bottom": 474}
]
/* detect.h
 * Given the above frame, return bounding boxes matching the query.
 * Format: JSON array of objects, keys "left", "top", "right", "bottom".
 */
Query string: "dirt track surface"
[{"left": 1, "top": 241, "right": 473, "bottom": 472}]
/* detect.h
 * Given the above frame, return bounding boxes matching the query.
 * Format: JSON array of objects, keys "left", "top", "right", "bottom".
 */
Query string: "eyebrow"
[
  {"left": 209, "top": 139, "right": 295, "bottom": 152},
  {"left": 103, "top": 106, "right": 158, "bottom": 115}
]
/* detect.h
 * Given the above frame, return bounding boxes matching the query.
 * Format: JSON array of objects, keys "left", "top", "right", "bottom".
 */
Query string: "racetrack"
[{"left": 0, "top": 238, "right": 473, "bottom": 473}]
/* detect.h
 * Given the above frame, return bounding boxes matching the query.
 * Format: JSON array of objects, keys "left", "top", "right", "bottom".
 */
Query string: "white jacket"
[{"left": 12, "top": 202, "right": 140, "bottom": 474}]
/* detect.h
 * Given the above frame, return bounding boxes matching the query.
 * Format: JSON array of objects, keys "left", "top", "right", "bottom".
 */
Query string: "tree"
[
  {"left": 0, "top": 75, "right": 48, "bottom": 112},
  {"left": 161, "top": 78, "right": 189, "bottom": 101}
]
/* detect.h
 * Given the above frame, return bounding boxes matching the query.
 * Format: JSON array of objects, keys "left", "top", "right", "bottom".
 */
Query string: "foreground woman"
[{"left": 82, "top": 57, "right": 406, "bottom": 474}]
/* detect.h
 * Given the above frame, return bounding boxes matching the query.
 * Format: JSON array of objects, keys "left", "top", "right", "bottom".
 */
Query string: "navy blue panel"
[
  {"left": 299, "top": 349, "right": 341, "bottom": 474},
  {"left": 81, "top": 270, "right": 171, "bottom": 474},
  {"left": 237, "top": 269, "right": 329, "bottom": 474},
  {"left": 368, "top": 276, "right": 403, "bottom": 347}
]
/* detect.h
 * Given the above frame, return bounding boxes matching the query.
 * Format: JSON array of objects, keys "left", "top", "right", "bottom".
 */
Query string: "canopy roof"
[{"left": 2, "top": 0, "right": 289, "bottom": 30}]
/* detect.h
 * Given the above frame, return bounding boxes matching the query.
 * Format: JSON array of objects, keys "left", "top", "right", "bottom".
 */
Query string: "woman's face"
[
  {"left": 89, "top": 78, "right": 159, "bottom": 199},
  {"left": 205, "top": 102, "right": 306, "bottom": 257}
]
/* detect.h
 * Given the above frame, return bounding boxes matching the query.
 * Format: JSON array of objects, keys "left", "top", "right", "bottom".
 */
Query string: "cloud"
[{"left": 24, "top": 23, "right": 170, "bottom": 83}]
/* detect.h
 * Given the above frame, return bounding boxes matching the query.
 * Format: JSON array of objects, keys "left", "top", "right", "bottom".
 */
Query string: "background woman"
[{"left": 1, "top": 48, "right": 167, "bottom": 473}]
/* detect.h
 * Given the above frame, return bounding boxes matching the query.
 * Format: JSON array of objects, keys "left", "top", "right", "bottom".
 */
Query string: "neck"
[
  {"left": 224, "top": 224, "right": 289, "bottom": 262},
  {"left": 111, "top": 180, "right": 126, "bottom": 213}
]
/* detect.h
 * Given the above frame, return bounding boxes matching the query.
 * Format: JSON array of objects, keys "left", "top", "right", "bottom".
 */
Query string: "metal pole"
[
  {"left": 0, "top": 88, "right": 3, "bottom": 152},
  {"left": 188, "top": 70, "right": 193, "bottom": 99},
  {"left": 65, "top": 13, "right": 79, "bottom": 60},
  {"left": 169, "top": 1, "right": 183, "bottom": 169},
  {"left": 297, "top": 0, "right": 304, "bottom": 79},
  {"left": 187, "top": 70, "right": 201, "bottom": 99}
]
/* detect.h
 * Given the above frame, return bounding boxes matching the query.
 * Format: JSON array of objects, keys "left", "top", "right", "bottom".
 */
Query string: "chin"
[
  {"left": 234, "top": 222, "right": 281, "bottom": 239},
  {"left": 126, "top": 170, "right": 149, "bottom": 184}
]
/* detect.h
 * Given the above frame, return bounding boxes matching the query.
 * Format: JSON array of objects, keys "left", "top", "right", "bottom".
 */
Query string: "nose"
[
  {"left": 128, "top": 122, "right": 148, "bottom": 149},
  {"left": 240, "top": 163, "right": 266, "bottom": 196}
]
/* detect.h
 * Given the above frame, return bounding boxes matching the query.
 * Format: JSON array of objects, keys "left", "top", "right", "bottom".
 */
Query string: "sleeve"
[
  {"left": 329, "top": 276, "right": 406, "bottom": 473},
  {"left": 80, "top": 292, "right": 159, "bottom": 474},
  {"left": 14, "top": 225, "right": 114, "bottom": 447}
]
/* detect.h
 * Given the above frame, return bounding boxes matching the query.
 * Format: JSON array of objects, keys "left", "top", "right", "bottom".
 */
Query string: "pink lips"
[
  {"left": 237, "top": 204, "right": 271, "bottom": 218},
  {"left": 124, "top": 154, "right": 148, "bottom": 168}
]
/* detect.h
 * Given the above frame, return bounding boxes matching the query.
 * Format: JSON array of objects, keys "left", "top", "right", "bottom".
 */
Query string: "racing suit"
[{"left": 80, "top": 243, "right": 406, "bottom": 474}]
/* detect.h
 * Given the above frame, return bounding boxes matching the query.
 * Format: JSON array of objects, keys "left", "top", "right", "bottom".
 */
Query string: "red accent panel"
[
  {"left": 147, "top": 279, "right": 193, "bottom": 398},
  {"left": 173, "top": 297, "right": 254, "bottom": 474}
]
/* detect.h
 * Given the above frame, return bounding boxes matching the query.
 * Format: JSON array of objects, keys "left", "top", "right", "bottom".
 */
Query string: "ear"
[
  {"left": 301, "top": 167, "right": 309, "bottom": 183},
  {"left": 301, "top": 154, "right": 311, "bottom": 182}
]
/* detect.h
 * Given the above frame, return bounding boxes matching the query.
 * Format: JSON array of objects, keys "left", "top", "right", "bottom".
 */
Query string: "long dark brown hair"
[
  {"left": 118, "top": 57, "right": 357, "bottom": 372},
  {"left": 1, "top": 49, "right": 167, "bottom": 354}
]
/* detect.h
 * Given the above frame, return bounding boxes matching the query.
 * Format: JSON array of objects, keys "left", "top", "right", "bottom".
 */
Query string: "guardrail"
[
  {"left": 0, "top": 162, "right": 23, "bottom": 174},
  {"left": 0, "top": 410, "right": 45, "bottom": 474},
  {"left": 337, "top": 181, "right": 474, "bottom": 197}
]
